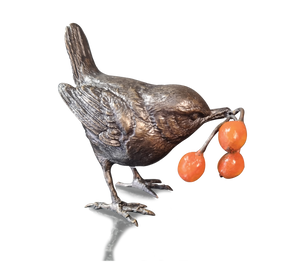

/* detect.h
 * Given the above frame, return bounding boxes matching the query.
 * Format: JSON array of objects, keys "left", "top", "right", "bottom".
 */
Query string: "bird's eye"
[{"left": 190, "top": 113, "right": 199, "bottom": 121}]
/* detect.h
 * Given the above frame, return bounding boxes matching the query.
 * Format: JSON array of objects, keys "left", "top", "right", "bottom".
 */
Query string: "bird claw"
[
  {"left": 144, "top": 176, "right": 176, "bottom": 194},
  {"left": 115, "top": 176, "right": 161, "bottom": 201},
  {"left": 115, "top": 176, "right": 176, "bottom": 201},
  {"left": 85, "top": 201, "right": 154, "bottom": 226}
]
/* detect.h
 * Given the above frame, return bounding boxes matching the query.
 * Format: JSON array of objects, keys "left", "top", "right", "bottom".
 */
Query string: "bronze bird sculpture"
[{"left": 59, "top": 23, "right": 231, "bottom": 226}]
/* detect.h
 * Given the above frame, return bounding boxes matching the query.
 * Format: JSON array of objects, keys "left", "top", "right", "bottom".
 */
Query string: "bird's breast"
[{"left": 123, "top": 116, "right": 176, "bottom": 166}]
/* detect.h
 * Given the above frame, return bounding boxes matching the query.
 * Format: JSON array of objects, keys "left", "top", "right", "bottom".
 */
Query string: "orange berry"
[
  {"left": 218, "top": 121, "right": 247, "bottom": 152},
  {"left": 218, "top": 152, "right": 245, "bottom": 179},
  {"left": 178, "top": 151, "right": 205, "bottom": 182}
]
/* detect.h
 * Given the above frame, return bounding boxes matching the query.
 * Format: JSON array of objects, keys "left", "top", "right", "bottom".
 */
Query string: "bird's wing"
[
  {"left": 59, "top": 83, "right": 134, "bottom": 147},
  {"left": 97, "top": 87, "right": 135, "bottom": 147}
]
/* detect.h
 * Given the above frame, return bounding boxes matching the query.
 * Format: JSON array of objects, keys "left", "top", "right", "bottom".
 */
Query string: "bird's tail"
[{"left": 65, "top": 23, "right": 101, "bottom": 86}]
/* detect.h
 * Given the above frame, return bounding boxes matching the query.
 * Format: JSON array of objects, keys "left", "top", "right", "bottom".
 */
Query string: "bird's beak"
[
  {"left": 207, "top": 105, "right": 231, "bottom": 121},
  {"left": 207, "top": 105, "right": 246, "bottom": 121}
]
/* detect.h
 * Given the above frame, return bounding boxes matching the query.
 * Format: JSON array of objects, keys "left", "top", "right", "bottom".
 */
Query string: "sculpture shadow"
[{"left": 87, "top": 188, "right": 191, "bottom": 264}]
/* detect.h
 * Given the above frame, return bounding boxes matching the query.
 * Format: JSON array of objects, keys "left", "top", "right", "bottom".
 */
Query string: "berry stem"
[{"left": 196, "top": 107, "right": 245, "bottom": 155}]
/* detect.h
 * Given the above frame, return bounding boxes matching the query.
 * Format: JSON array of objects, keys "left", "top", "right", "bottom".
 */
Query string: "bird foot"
[
  {"left": 116, "top": 178, "right": 173, "bottom": 198},
  {"left": 144, "top": 176, "right": 176, "bottom": 194},
  {"left": 115, "top": 176, "right": 161, "bottom": 201},
  {"left": 85, "top": 201, "right": 155, "bottom": 226}
]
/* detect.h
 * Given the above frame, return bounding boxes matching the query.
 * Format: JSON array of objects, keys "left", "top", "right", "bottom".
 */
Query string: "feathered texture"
[
  {"left": 59, "top": 23, "right": 228, "bottom": 167},
  {"left": 65, "top": 23, "right": 101, "bottom": 86}
]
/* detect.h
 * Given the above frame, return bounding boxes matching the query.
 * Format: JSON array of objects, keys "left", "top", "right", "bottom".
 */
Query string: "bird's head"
[{"left": 145, "top": 83, "right": 226, "bottom": 142}]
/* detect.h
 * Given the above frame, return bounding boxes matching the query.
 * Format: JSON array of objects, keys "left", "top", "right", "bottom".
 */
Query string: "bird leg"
[
  {"left": 115, "top": 168, "right": 173, "bottom": 198},
  {"left": 85, "top": 159, "right": 155, "bottom": 226}
]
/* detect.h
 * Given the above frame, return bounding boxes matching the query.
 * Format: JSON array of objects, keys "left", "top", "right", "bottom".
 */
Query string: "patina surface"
[{"left": 59, "top": 23, "right": 230, "bottom": 226}]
